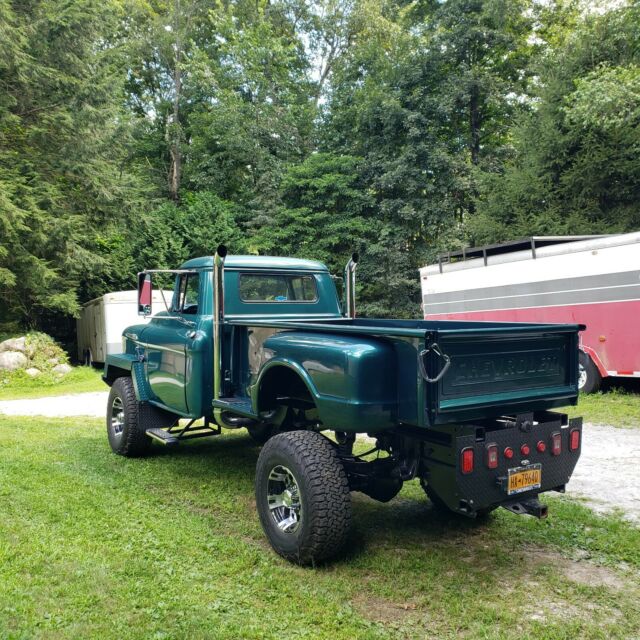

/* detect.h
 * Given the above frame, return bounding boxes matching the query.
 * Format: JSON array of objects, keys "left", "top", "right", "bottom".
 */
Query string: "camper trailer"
[{"left": 77, "top": 290, "right": 164, "bottom": 365}]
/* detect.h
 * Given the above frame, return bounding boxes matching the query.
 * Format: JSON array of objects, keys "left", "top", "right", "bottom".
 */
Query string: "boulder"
[
  {"left": 47, "top": 357, "right": 60, "bottom": 365},
  {"left": 25, "top": 367, "right": 41, "bottom": 377},
  {"left": 0, "top": 351, "right": 28, "bottom": 371},
  {"left": 0, "top": 336, "right": 27, "bottom": 353},
  {"left": 53, "top": 363, "right": 72, "bottom": 375}
]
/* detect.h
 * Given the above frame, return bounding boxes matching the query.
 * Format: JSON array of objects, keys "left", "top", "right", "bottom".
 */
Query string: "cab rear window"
[{"left": 239, "top": 274, "right": 318, "bottom": 303}]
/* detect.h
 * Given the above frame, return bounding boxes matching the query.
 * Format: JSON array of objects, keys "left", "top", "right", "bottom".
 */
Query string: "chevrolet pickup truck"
[{"left": 103, "top": 246, "right": 583, "bottom": 564}]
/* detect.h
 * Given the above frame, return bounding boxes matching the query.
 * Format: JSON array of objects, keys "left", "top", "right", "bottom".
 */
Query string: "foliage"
[
  {"left": 470, "top": 5, "right": 640, "bottom": 244},
  {"left": 0, "top": 0, "right": 638, "bottom": 337}
]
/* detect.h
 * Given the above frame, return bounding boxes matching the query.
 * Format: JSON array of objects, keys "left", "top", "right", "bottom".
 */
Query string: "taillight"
[
  {"left": 461, "top": 447, "right": 474, "bottom": 474},
  {"left": 520, "top": 444, "right": 530, "bottom": 456},
  {"left": 536, "top": 441, "right": 546, "bottom": 453},
  {"left": 569, "top": 428, "right": 580, "bottom": 451},
  {"left": 551, "top": 432, "right": 562, "bottom": 456},
  {"left": 504, "top": 447, "right": 514, "bottom": 460},
  {"left": 485, "top": 444, "right": 498, "bottom": 469}
]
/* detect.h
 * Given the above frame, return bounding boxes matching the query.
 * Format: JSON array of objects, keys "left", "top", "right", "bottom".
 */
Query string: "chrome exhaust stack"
[
  {"left": 344, "top": 252, "right": 359, "bottom": 319},
  {"left": 213, "top": 244, "right": 227, "bottom": 402}
]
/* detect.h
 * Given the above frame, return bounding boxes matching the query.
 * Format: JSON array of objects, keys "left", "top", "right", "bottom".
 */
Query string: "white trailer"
[{"left": 76, "top": 290, "right": 164, "bottom": 365}]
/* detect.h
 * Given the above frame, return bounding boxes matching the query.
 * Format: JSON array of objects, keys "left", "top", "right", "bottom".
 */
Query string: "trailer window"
[{"left": 239, "top": 274, "right": 317, "bottom": 303}]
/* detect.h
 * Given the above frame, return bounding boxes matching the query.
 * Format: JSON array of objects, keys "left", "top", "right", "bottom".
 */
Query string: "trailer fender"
[{"left": 580, "top": 345, "right": 608, "bottom": 378}]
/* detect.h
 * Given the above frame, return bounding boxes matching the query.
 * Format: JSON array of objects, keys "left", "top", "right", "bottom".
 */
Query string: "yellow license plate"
[{"left": 507, "top": 464, "right": 542, "bottom": 495}]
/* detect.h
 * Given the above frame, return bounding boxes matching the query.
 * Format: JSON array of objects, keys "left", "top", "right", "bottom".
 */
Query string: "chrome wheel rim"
[
  {"left": 267, "top": 465, "right": 302, "bottom": 534},
  {"left": 111, "top": 396, "right": 125, "bottom": 435},
  {"left": 578, "top": 363, "right": 587, "bottom": 390}
]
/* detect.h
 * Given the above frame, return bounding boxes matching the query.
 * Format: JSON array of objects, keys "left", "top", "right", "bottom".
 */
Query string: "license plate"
[{"left": 507, "top": 464, "right": 542, "bottom": 495}]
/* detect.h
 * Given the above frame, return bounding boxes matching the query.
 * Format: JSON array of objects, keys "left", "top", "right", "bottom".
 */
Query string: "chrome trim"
[
  {"left": 213, "top": 245, "right": 227, "bottom": 402},
  {"left": 267, "top": 465, "right": 302, "bottom": 533},
  {"left": 344, "top": 253, "right": 358, "bottom": 318},
  {"left": 111, "top": 396, "right": 125, "bottom": 436}
]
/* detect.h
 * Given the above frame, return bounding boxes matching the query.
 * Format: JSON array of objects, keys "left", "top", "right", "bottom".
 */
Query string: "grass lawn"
[
  {"left": 563, "top": 387, "right": 640, "bottom": 428},
  {"left": 0, "top": 366, "right": 105, "bottom": 400},
  {"left": 1, "top": 417, "right": 639, "bottom": 639}
]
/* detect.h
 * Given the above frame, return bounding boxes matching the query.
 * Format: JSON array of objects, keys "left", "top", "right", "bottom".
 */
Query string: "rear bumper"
[{"left": 422, "top": 411, "right": 582, "bottom": 516}]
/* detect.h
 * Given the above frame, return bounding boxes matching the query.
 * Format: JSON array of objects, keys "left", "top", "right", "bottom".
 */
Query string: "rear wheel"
[
  {"left": 106, "top": 377, "right": 153, "bottom": 457},
  {"left": 255, "top": 430, "right": 352, "bottom": 565},
  {"left": 579, "top": 351, "right": 602, "bottom": 394}
]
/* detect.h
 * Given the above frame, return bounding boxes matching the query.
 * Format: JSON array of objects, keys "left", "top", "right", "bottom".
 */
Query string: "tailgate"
[{"left": 421, "top": 324, "right": 581, "bottom": 426}]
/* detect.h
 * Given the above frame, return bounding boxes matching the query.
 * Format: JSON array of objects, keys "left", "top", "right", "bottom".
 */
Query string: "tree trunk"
[{"left": 469, "top": 83, "right": 480, "bottom": 166}]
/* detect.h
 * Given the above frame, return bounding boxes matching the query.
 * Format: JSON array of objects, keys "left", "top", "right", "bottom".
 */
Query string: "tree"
[
  {"left": 471, "top": 4, "right": 640, "bottom": 244},
  {"left": 0, "top": 0, "right": 144, "bottom": 328}
]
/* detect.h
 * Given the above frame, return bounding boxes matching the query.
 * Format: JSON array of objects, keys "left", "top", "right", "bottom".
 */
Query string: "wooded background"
[{"left": 1, "top": 0, "right": 638, "bottom": 339}]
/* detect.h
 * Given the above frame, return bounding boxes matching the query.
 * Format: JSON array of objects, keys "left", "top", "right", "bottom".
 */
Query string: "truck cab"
[{"left": 103, "top": 247, "right": 583, "bottom": 565}]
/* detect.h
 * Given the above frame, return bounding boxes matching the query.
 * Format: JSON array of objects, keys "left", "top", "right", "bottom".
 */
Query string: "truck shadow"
[{"left": 144, "top": 432, "right": 500, "bottom": 564}]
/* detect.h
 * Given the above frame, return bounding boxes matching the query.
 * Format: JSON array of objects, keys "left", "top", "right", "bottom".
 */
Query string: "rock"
[
  {"left": 0, "top": 336, "right": 27, "bottom": 353},
  {"left": 25, "top": 367, "right": 41, "bottom": 377},
  {"left": 52, "top": 363, "right": 72, "bottom": 375},
  {"left": 47, "top": 358, "right": 60, "bottom": 365},
  {"left": 0, "top": 351, "right": 28, "bottom": 371}
]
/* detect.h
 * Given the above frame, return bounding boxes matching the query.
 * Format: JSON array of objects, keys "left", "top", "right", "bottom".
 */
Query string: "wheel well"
[
  {"left": 104, "top": 366, "right": 130, "bottom": 386},
  {"left": 257, "top": 366, "right": 315, "bottom": 412}
]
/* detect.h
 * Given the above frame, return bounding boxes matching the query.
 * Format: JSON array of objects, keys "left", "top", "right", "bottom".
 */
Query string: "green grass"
[
  {"left": 563, "top": 388, "right": 640, "bottom": 428},
  {"left": 1, "top": 416, "right": 639, "bottom": 639},
  {"left": 0, "top": 366, "right": 106, "bottom": 400}
]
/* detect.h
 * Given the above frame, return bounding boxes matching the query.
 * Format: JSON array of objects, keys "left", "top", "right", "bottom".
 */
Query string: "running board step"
[
  {"left": 212, "top": 398, "right": 258, "bottom": 419},
  {"left": 146, "top": 428, "right": 179, "bottom": 446},
  {"left": 146, "top": 424, "right": 221, "bottom": 445}
]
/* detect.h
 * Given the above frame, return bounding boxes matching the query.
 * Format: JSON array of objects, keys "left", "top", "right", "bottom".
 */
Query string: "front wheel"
[
  {"left": 579, "top": 351, "right": 602, "bottom": 394},
  {"left": 106, "top": 377, "right": 153, "bottom": 457},
  {"left": 255, "top": 431, "right": 352, "bottom": 565}
]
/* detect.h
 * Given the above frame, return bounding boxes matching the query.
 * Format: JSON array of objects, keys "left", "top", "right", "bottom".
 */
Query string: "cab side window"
[{"left": 174, "top": 273, "right": 200, "bottom": 315}]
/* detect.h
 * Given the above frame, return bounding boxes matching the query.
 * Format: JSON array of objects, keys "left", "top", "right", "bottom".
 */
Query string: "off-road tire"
[
  {"left": 579, "top": 351, "right": 602, "bottom": 394},
  {"left": 106, "top": 377, "right": 153, "bottom": 457},
  {"left": 255, "top": 430, "right": 352, "bottom": 565},
  {"left": 422, "top": 480, "right": 496, "bottom": 519}
]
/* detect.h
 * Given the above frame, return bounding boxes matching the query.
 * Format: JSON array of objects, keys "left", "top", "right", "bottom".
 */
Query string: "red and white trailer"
[{"left": 420, "top": 232, "right": 640, "bottom": 393}]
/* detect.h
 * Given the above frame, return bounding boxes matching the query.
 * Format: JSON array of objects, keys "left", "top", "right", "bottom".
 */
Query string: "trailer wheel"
[
  {"left": 579, "top": 351, "right": 602, "bottom": 394},
  {"left": 422, "top": 481, "right": 496, "bottom": 519},
  {"left": 106, "top": 377, "right": 153, "bottom": 457},
  {"left": 255, "top": 431, "right": 352, "bottom": 565}
]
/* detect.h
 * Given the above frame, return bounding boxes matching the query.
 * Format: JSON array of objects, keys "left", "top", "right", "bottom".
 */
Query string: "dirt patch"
[
  {"left": 528, "top": 547, "right": 626, "bottom": 590},
  {"left": 351, "top": 593, "right": 422, "bottom": 625}
]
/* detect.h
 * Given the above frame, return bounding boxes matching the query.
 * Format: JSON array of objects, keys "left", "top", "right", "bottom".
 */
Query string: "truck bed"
[{"left": 227, "top": 317, "right": 582, "bottom": 427}]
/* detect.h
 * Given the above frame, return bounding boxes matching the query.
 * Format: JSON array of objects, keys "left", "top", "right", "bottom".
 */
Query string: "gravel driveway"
[
  {"left": 1, "top": 392, "right": 638, "bottom": 522},
  {"left": 0, "top": 392, "right": 108, "bottom": 418}
]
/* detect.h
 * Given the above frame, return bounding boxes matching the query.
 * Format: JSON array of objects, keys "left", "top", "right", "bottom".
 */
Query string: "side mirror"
[{"left": 138, "top": 272, "right": 152, "bottom": 316}]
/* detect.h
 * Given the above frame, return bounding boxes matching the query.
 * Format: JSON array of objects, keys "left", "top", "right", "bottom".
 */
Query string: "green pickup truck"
[{"left": 104, "top": 246, "right": 583, "bottom": 564}]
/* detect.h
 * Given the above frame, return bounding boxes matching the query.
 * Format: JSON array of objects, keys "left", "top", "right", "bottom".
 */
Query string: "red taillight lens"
[
  {"left": 551, "top": 432, "right": 562, "bottom": 456},
  {"left": 520, "top": 444, "right": 530, "bottom": 456},
  {"left": 485, "top": 444, "right": 498, "bottom": 469},
  {"left": 504, "top": 447, "right": 514, "bottom": 460},
  {"left": 569, "top": 428, "right": 580, "bottom": 451},
  {"left": 536, "top": 440, "right": 546, "bottom": 453},
  {"left": 461, "top": 447, "right": 474, "bottom": 474}
]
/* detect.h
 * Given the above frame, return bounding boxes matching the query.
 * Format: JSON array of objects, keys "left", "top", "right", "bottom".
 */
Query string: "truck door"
[{"left": 142, "top": 273, "right": 200, "bottom": 415}]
